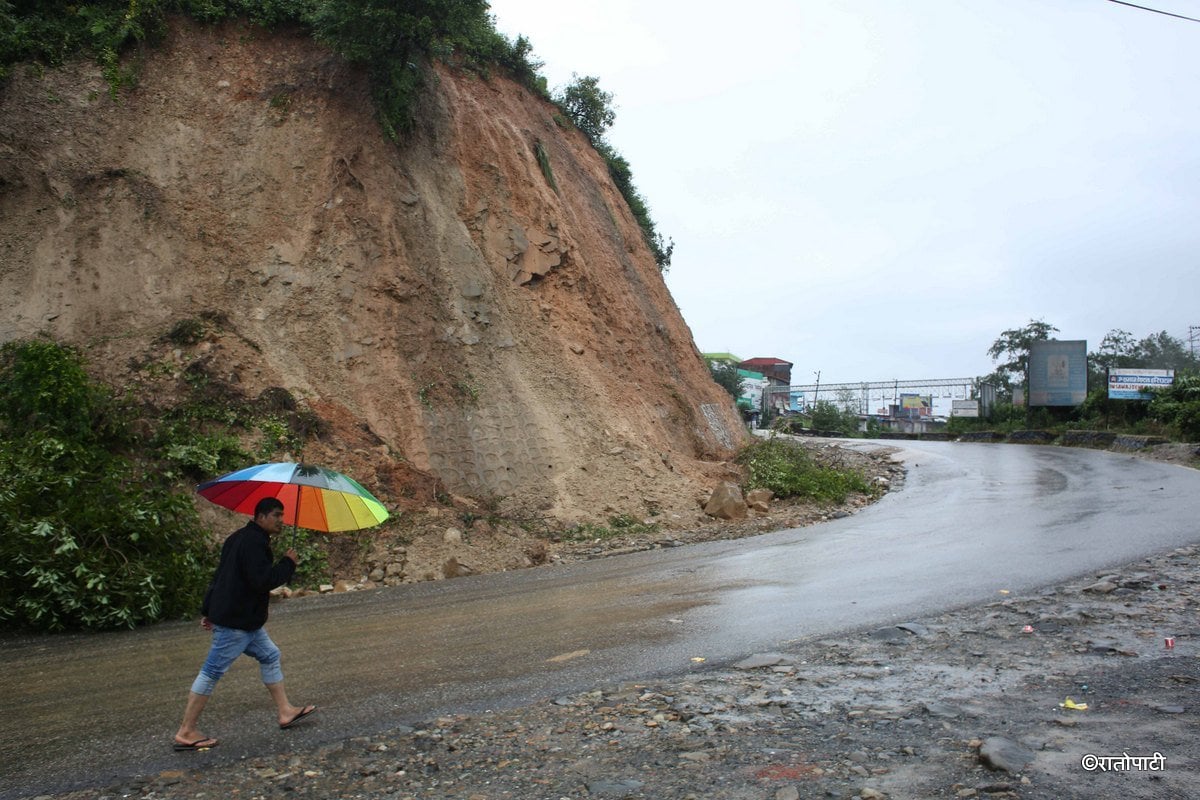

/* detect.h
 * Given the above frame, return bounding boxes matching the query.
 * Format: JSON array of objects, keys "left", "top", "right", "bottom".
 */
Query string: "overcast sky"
[{"left": 489, "top": 0, "right": 1199, "bottom": 386}]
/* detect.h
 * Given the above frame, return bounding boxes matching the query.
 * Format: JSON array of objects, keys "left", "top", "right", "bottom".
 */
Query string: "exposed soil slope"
[{"left": 0, "top": 19, "right": 744, "bottom": 533}]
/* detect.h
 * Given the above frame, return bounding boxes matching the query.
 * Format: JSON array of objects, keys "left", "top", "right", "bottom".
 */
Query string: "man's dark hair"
[{"left": 254, "top": 497, "right": 285, "bottom": 518}]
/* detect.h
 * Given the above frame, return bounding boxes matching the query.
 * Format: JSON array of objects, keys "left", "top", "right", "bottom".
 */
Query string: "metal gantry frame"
[{"left": 763, "top": 377, "right": 982, "bottom": 416}]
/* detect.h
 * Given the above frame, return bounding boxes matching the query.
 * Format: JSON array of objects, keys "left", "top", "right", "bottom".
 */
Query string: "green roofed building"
[{"left": 702, "top": 352, "right": 742, "bottom": 365}]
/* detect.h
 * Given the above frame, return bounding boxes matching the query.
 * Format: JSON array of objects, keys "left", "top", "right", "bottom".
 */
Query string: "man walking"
[{"left": 173, "top": 497, "right": 316, "bottom": 751}]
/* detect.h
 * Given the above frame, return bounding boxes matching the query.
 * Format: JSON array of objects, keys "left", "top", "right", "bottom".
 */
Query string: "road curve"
[{"left": 2, "top": 441, "right": 1198, "bottom": 797}]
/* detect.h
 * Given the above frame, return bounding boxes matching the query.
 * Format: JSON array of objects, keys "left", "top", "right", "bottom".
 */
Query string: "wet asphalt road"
[{"left": 2, "top": 440, "right": 1199, "bottom": 798}]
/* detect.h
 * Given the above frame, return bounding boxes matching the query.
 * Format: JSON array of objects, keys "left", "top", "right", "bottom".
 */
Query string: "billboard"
[
  {"left": 1028, "top": 340, "right": 1088, "bottom": 407},
  {"left": 1108, "top": 368, "right": 1175, "bottom": 400},
  {"left": 951, "top": 399, "right": 980, "bottom": 417},
  {"left": 899, "top": 394, "right": 931, "bottom": 417},
  {"left": 789, "top": 390, "right": 806, "bottom": 412}
]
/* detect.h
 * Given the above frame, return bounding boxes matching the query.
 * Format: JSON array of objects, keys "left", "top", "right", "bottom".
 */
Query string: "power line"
[{"left": 1106, "top": 0, "right": 1200, "bottom": 24}]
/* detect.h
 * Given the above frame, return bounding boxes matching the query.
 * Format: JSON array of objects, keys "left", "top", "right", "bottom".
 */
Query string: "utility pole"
[{"left": 812, "top": 370, "right": 821, "bottom": 410}]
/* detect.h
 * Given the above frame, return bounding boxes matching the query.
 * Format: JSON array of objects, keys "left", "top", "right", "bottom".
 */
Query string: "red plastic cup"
[{"left": 1165, "top": 637, "right": 1176, "bottom": 649}]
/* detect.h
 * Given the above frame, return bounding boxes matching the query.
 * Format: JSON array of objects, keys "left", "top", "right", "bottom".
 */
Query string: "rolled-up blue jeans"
[{"left": 190, "top": 625, "right": 284, "bottom": 696}]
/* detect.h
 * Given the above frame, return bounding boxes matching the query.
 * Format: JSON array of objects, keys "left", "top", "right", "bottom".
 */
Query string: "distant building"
[
  {"left": 702, "top": 352, "right": 742, "bottom": 366},
  {"left": 738, "top": 357, "right": 793, "bottom": 387}
]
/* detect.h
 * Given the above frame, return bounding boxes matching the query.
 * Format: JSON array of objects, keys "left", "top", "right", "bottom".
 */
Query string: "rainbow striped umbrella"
[{"left": 197, "top": 462, "right": 389, "bottom": 533}]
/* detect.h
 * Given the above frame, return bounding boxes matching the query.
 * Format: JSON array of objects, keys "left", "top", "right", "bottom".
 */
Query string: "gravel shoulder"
[{"left": 32, "top": 441, "right": 1200, "bottom": 800}]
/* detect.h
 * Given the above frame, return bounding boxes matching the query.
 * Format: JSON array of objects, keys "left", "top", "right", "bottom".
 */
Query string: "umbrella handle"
[{"left": 291, "top": 487, "right": 302, "bottom": 553}]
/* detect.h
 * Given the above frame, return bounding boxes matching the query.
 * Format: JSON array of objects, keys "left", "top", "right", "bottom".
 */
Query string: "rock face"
[{"left": 0, "top": 18, "right": 745, "bottom": 524}]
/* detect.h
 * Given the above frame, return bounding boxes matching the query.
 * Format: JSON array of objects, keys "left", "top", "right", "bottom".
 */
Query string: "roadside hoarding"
[
  {"left": 1108, "top": 368, "right": 1174, "bottom": 400},
  {"left": 951, "top": 399, "right": 980, "bottom": 417},
  {"left": 899, "top": 394, "right": 931, "bottom": 417},
  {"left": 1028, "top": 340, "right": 1088, "bottom": 407},
  {"left": 900, "top": 394, "right": 931, "bottom": 409}
]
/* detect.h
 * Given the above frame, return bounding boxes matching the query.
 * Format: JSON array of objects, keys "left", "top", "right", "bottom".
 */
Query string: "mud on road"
[{"left": 38, "top": 526, "right": 1200, "bottom": 798}]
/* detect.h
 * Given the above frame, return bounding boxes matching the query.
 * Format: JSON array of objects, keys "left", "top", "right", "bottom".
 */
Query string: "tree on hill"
[
  {"left": 709, "top": 361, "right": 744, "bottom": 401},
  {"left": 557, "top": 74, "right": 615, "bottom": 145},
  {"left": 986, "top": 318, "right": 1059, "bottom": 390}
]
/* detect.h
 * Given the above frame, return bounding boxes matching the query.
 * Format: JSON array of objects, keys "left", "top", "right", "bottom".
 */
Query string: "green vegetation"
[
  {"left": 737, "top": 437, "right": 871, "bottom": 504},
  {"left": 808, "top": 395, "right": 860, "bottom": 436},
  {"left": 560, "top": 513, "right": 659, "bottom": 543},
  {"left": 0, "top": 339, "right": 216, "bottom": 631},
  {"left": 288, "top": 527, "right": 331, "bottom": 589},
  {"left": 534, "top": 139, "right": 558, "bottom": 194},
  {"left": 707, "top": 360, "right": 744, "bottom": 400},
  {"left": 595, "top": 141, "right": 674, "bottom": 271},
  {"left": 1, "top": 2, "right": 671, "bottom": 268},
  {"left": 556, "top": 74, "right": 613, "bottom": 144},
  {"left": 983, "top": 318, "right": 1060, "bottom": 391},
  {"left": 1148, "top": 373, "right": 1200, "bottom": 441},
  {"left": 554, "top": 74, "right": 674, "bottom": 271},
  {"left": 0, "top": 333, "right": 341, "bottom": 631}
]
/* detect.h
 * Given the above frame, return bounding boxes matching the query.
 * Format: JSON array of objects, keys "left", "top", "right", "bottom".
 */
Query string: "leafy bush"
[
  {"left": 1149, "top": 372, "right": 1200, "bottom": 441},
  {"left": 309, "top": 0, "right": 543, "bottom": 138},
  {"left": 809, "top": 400, "right": 859, "bottom": 436},
  {"left": 0, "top": 337, "right": 108, "bottom": 440},
  {"left": 166, "top": 317, "right": 207, "bottom": 345},
  {"left": 0, "top": 0, "right": 155, "bottom": 90},
  {"left": 0, "top": 339, "right": 216, "bottom": 631},
  {"left": 708, "top": 360, "right": 744, "bottom": 400},
  {"left": 286, "top": 526, "right": 331, "bottom": 589},
  {"left": 737, "top": 437, "right": 870, "bottom": 503}
]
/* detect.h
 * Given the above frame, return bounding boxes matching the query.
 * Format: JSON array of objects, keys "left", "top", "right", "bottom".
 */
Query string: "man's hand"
[
  {"left": 200, "top": 616, "right": 213, "bottom": 632},
  {"left": 285, "top": 548, "right": 299, "bottom": 565}
]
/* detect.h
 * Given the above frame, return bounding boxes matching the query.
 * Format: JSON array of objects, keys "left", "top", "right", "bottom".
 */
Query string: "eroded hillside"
[{"left": 0, "top": 18, "right": 744, "bottom": 539}]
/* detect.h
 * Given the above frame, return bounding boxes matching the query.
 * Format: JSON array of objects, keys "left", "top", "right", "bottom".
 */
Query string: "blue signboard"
[
  {"left": 1028, "top": 340, "right": 1088, "bottom": 407},
  {"left": 1108, "top": 369, "right": 1174, "bottom": 400}
]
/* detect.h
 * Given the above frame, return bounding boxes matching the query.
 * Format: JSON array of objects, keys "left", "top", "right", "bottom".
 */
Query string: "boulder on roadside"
[
  {"left": 746, "top": 488, "right": 773, "bottom": 513},
  {"left": 704, "top": 482, "right": 748, "bottom": 520},
  {"left": 978, "top": 736, "right": 1035, "bottom": 773}
]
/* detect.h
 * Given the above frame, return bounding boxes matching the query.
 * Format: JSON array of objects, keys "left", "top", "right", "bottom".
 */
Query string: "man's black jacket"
[{"left": 202, "top": 520, "right": 296, "bottom": 631}]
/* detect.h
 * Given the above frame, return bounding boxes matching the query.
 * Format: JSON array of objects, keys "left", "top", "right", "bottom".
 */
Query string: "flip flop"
[
  {"left": 280, "top": 705, "right": 317, "bottom": 729},
  {"left": 173, "top": 737, "right": 219, "bottom": 752}
]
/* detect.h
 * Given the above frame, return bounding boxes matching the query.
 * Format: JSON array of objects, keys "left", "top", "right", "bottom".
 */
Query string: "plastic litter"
[{"left": 1060, "top": 697, "right": 1088, "bottom": 711}]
